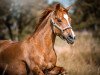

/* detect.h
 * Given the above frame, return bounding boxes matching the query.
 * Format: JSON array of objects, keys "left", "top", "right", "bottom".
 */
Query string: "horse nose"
[{"left": 68, "top": 35, "right": 75, "bottom": 40}]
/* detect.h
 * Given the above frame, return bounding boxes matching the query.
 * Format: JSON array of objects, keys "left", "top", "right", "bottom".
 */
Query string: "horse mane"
[
  {"left": 26, "top": 7, "right": 53, "bottom": 40},
  {"left": 34, "top": 7, "right": 53, "bottom": 33}
]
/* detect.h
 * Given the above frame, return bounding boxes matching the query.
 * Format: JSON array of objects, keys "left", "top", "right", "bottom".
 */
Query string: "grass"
[{"left": 54, "top": 31, "right": 100, "bottom": 75}]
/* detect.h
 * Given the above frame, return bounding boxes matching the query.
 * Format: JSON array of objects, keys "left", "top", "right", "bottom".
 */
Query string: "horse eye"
[{"left": 57, "top": 18, "right": 62, "bottom": 22}]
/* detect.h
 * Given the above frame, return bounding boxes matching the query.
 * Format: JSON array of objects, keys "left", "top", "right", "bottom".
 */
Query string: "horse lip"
[
  {"left": 66, "top": 37, "right": 74, "bottom": 44},
  {"left": 59, "top": 35, "right": 75, "bottom": 44}
]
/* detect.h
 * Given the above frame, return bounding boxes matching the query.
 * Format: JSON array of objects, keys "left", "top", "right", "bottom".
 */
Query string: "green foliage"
[
  {"left": 72, "top": 0, "right": 100, "bottom": 31},
  {"left": 0, "top": 0, "right": 48, "bottom": 40}
]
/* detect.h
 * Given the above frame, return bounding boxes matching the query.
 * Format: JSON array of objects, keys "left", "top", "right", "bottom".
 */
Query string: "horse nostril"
[
  {"left": 68, "top": 35, "right": 75, "bottom": 40},
  {"left": 69, "top": 35, "right": 73, "bottom": 38}
]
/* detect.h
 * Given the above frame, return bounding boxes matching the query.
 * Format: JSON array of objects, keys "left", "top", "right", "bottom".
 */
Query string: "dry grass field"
[{"left": 55, "top": 31, "right": 100, "bottom": 75}]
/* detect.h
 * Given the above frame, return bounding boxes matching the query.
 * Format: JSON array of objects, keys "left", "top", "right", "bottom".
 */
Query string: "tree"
[
  {"left": 0, "top": 0, "right": 48, "bottom": 40},
  {"left": 72, "top": 0, "right": 100, "bottom": 31}
]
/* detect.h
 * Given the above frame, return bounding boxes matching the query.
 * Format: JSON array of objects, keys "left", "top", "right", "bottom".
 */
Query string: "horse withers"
[{"left": 0, "top": 3, "right": 75, "bottom": 75}]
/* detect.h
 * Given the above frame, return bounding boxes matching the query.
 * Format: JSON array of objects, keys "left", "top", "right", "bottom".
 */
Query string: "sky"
[{"left": 48, "top": 0, "right": 76, "bottom": 7}]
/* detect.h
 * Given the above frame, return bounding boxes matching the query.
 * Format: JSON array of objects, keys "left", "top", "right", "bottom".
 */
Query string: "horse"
[{"left": 0, "top": 3, "right": 76, "bottom": 75}]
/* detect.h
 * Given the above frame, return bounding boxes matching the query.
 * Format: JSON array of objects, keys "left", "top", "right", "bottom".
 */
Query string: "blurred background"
[{"left": 0, "top": 0, "right": 100, "bottom": 75}]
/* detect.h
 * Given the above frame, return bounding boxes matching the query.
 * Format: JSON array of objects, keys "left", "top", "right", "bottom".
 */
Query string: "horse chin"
[{"left": 66, "top": 40, "right": 74, "bottom": 44}]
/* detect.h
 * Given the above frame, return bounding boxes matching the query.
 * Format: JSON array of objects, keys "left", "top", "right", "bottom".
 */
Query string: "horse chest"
[
  {"left": 42, "top": 49, "right": 57, "bottom": 69},
  {"left": 45, "top": 52, "right": 57, "bottom": 69},
  {"left": 30, "top": 49, "right": 57, "bottom": 70}
]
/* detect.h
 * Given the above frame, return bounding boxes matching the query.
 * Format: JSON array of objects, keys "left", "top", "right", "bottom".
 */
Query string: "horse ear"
[
  {"left": 66, "top": 6, "right": 72, "bottom": 11},
  {"left": 55, "top": 3, "right": 60, "bottom": 12}
]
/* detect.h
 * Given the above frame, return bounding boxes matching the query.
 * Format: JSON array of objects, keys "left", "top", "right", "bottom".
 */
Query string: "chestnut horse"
[{"left": 0, "top": 4, "right": 75, "bottom": 75}]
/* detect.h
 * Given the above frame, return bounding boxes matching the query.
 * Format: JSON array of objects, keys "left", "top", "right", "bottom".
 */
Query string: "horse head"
[{"left": 50, "top": 3, "right": 76, "bottom": 44}]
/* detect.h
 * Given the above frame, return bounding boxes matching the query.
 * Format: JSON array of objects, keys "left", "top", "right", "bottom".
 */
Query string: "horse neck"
[{"left": 28, "top": 15, "right": 56, "bottom": 49}]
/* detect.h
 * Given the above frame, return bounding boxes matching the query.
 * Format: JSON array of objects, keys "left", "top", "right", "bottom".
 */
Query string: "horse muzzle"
[{"left": 65, "top": 35, "right": 75, "bottom": 44}]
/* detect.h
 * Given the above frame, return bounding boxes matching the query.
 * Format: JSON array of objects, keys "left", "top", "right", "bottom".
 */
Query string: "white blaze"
[
  {"left": 64, "top": 14, "right": 75, "bottom": 37},
  {"left": 64, "top": 14, "right": 71, "bottom": 26}
]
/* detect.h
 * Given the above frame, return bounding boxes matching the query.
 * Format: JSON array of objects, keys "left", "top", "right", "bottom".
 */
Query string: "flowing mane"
[{"left": 34, "top": 7, "right": 52, "bottom": 33}]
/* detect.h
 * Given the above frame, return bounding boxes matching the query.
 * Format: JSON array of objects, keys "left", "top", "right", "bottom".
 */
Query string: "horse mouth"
[
  {"left": 59, "top": 35, "right": 75, "bottom": 44},
  {"left": 64, "top": 36, "right": 75, "bottom": 44},
  {"left": 66, "top": 38, "right": 74, "bottom": 44}
]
